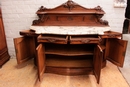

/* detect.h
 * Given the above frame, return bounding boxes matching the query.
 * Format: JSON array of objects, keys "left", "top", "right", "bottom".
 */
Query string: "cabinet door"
[
  {"left": 14, "top": 37, "right": 35, "bottom": 64},
  {"left": 93, "top": 45, "right": 103, "bottom": 84},
  {"left": 105, "top": 38, "right": 127, "bottom": 67},
  {"left": 36, "top": 44, "right": 46, "bottom": 81}
]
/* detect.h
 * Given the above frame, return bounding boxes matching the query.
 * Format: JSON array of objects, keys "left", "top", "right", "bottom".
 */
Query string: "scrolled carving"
[
  {"left": 33, "top": 20, "right": 40, "bottom": 25},
  {"left": 63, "top": 0, "right": 77, "bottom": 11},
  {"left": 96, "top": 14, "right": 103, "bottom": 19},
  {"left": 38, "top": 6, "right": 47, "bottom": 11},
  {"left": 96, "top": 14, "right": 109, "bottom": 25},
  {"left": 99, "top": 19, "right": 109, "bottom": 25},
  {"left": 33, "top": 14, "right": 49, "bottom": 25}
]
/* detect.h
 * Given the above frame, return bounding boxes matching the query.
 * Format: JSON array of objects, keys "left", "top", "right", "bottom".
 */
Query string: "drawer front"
[
  {"left": 70, "top": 36, "right": 100, "bottom": 44},
  {"left": 100, "top": 34, "right": 121, "bottom": 38},
  {"left": 0, "top": 51, "right": 9, "bottom": 60},
  {"left": 38, "top": 35, "right": 68, "bottom": 44}
]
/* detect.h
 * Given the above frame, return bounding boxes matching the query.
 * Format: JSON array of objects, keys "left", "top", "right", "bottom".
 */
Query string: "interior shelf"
[
  {"left": 45, "top": 43, "right": 95, "bottom": 56},
  {"left": 45, "top": 55, "right": 93, "bottom": 67},
  {"left": 45, "top": 50, "right": 93, "bottom": 56}
]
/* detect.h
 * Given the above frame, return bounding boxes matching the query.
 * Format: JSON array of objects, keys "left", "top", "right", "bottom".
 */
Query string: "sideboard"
[{"left": 14, "top": 0, "right": 127, "bottom": 84}]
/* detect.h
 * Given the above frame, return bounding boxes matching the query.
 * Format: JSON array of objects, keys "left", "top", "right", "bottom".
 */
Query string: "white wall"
[{"left": 0, "top": 0, "right": 128, "bottom": 58}]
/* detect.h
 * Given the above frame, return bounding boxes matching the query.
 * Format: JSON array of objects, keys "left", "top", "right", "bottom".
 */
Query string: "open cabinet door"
[
  {"left": 36, "top": 44, "right": 46, "bottom": 81},
  {"left": 93, "top": 45, "right": 103, "bottom": 84},
  {"left": 14, "top": 37, "right": 35, "bottom": 64},
  {"left": 105, "top": 38, "right": 127, "bottom": 67}
]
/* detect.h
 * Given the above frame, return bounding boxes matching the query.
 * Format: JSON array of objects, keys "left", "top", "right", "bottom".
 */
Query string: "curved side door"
[
  {"left": 14, "top": 37, "right": 35, "bottom": 64},
  {"left": 36, "top": 44, "right": 46, "bottom": 81},
  {"left": 105, "top": 38, "right": 127, "bottom": 67},
  {"left": 93, "top": 45, "right": 103, "bottom": 84}
]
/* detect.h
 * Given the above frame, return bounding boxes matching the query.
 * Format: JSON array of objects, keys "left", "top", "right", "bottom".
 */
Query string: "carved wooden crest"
[{"left": 32, "top": 0, "right": 108, "bottom": 26}]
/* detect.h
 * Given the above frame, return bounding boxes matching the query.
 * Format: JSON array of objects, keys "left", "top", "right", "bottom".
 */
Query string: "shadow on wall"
[{"left": 122, "top": 0, "right": 130, "bottom": 34}]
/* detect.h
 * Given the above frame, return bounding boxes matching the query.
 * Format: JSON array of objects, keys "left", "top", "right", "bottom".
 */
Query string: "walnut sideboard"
[{"left": 14, "top": 0, "right": 127, "bottom": 84}]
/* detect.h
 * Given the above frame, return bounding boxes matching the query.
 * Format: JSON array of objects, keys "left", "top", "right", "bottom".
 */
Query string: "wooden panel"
[
  {"left": 14, "top": 37, "right": 35, "bottom": 64},
  {"left": 93, "top": 45, "right": 103, "bottom": 84},
  {"left": 106, "top": 38, "right": 128, "bottom": 67},
  {"left": 0, "top": 14, "right": 6, "bottom": 51},
  {"left": 36, "top": 44, "right": 46, "bottom": 81},
  {"left": 0, "top": 49, "right": 10, "bottom": 67}
]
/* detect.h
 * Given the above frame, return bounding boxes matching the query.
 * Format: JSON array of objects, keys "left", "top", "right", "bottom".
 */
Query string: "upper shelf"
[{"left": 32, "top": 0, "right": 109, "bottom": 26}]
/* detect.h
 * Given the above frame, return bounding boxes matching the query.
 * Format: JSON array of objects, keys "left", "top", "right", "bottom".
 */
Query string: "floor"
[
  {"left": 119, "top": 34, "right": 130, "bottom": 86},
  {"left": 0, "top": 58, "right": 129, "bottom": 87}
]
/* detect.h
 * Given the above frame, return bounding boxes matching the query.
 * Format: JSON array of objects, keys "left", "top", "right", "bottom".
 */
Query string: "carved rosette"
[{"left": 63, "top": 0, "right": 77, "bottom": 11}]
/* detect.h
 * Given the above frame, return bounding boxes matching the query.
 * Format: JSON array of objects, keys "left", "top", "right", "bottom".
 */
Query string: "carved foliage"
[
  {"left": 96, "top": 14, "right": 108, "bottom": 25},
  {"left": 33, "top": 14, "right": 49, "bottom": 25}
]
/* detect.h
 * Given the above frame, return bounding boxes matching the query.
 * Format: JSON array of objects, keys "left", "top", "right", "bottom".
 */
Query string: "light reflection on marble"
[{"left": 30, "top": 26, "right": 111, "bottom": 35}]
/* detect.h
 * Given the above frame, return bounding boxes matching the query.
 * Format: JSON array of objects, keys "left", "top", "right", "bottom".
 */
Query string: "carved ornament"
[{"left": 63, "top": 0, "right": 77, "bottom": 11}]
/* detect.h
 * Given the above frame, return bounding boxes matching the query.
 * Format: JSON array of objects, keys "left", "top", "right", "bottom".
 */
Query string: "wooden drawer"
[
  {"left": 100, "top": 34, "right": 121, "bottom": 38},
  {"left": 100, "top": 31, "right": 122, "bottom": 38},
  {"left": 70, "top": 35, "right": 100, "bottom": 44},
  {"left": 37, "top": 34, "right": 68, "bottom": 44}
]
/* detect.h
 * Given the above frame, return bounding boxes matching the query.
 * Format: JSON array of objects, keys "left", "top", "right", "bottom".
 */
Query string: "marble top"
[{"left": 30, "top": 26, "right": 111, "bottom": 35}]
